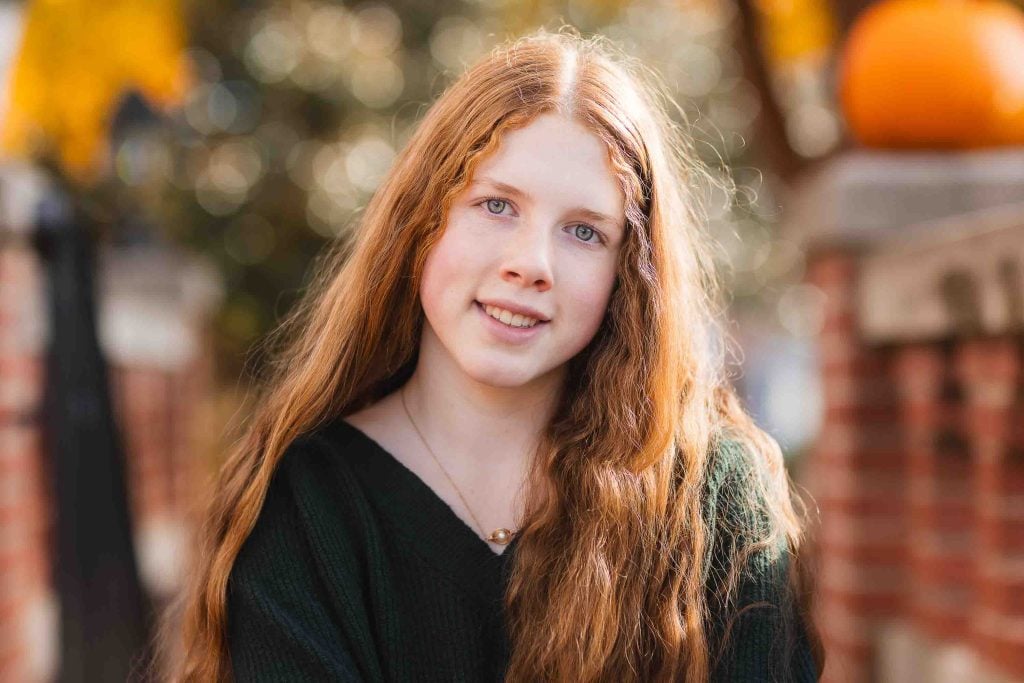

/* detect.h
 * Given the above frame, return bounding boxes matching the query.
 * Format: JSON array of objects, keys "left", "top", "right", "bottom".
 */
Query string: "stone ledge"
[
  {"left": 856, "top": 202, "right": 1024, "bottom": 342},
  {"left": 784, "top": 149, "right": 1024, "bottom": 252}
]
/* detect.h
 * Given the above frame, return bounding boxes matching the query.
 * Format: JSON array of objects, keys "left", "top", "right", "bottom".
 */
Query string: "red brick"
[
  {"left": 821, "top": 496, "right": 906, "bottom": 517},
  {"left": 825, "top": 539, "right": 908, "bottom": 566},
  {"left": 909, "top": 596, "right": 972, "bottom": 641},
  {"left": 824, "top": 403, "right": 902, "bottom": 423},
  {"left": 975, "top": 577, "right": 1024, "bottom": 613},
  {"left": 806, "top": 251, "right": 859, "bottom": 287},
  {"left": 819, "top": 585, "right": 904, "bottom": 615},
  {"left": 908, "top": 554, "right": 974, "bottom": 584}
]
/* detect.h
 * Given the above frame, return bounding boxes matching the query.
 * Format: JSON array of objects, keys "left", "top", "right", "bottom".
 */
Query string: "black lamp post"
[{"left": 32, "top": 186, "right": 152, "bottom": 682}]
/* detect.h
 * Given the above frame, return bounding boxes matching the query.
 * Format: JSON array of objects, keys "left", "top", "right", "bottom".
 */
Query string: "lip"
[
  {"left": 476, "top": 298, "right": 551, "bottom": 322},
  {"left": 474, "top": 300, "right": 549, "bottom": 344}
]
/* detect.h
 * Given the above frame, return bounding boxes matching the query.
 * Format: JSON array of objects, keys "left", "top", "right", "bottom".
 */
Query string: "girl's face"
[{"left": 419, "top": 112, "right": 626, "bottom": 389}]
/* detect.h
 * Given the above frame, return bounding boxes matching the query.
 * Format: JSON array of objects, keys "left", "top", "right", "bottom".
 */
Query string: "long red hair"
[{"left": 156, "top": 27, "right": 820, "bottom": 682}]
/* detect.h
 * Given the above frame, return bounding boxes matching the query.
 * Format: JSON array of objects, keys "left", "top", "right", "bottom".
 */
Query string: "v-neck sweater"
[{"left": 226, "top": 418, "right": 820, "bottom": 682}]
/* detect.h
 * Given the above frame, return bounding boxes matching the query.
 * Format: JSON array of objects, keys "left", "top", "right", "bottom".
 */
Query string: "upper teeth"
[{"left": 483, "top": 304, "right": 541, "bottom": 328}]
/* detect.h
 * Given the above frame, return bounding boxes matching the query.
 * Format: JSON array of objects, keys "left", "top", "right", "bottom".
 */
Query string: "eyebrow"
[{"left": 471, "top": 176, "right": 623, "bottom": 231}]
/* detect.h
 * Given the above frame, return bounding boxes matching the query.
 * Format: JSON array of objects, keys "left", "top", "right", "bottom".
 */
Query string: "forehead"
[{"left": 467, "top": 113, "right": 626, "bottom": 223}]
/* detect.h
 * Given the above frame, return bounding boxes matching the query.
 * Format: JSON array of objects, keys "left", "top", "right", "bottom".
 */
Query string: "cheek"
[
  {"left": 563, "top": 264, "right": 618, "bottom": 334},
  {"left": 420, "top": 223, "right": 480, "bottom": 311}
]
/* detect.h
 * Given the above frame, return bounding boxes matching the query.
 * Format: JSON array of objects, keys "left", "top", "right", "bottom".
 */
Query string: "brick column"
[
  {"left": 892, "top": 341, "right": 975, "bottom": 649},
  {"left": 901, "top": 341, "right": 975, "bottom": 642},
  {"left": 0, "top": 244, "right": 53, "bottom": 682},
  {"left": 111, "top": 358, "right": 211, "bottom": 602},
  {"left": 806, "top": 249, "right": 907, "bottom": 683},
  {"left": 169, "top": 342, "right": 216, "bottom": 528},
  {"left": 960, "top": 337, "right": 1024, "bottom": 679}
]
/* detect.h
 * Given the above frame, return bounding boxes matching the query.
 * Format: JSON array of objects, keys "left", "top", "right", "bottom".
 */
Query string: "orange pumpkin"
[{"left": 838, "top": 0, "right": 1024, "bottom": 148}]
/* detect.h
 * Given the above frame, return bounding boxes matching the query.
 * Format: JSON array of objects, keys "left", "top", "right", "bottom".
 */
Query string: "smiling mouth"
[{"left": 475, "top": 300, "right": 550, "bottom": 329}]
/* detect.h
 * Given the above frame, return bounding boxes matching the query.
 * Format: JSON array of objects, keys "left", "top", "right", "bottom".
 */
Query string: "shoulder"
[
  {"left": 233, "top": 423, "right": 348, "bottom": 560},
  {"left": 229, "top": 419, "right": 380, "bottom": 629},
  {"left": 272, "top": 417, "right": 374, "bottom": 492},
  {"left": 701, "top": 433, "right": 792, "bottom": 592},
  {"left": 702, "top": 435, "right": 772, "bottom": 530},
  {"left": 233, "top": 419, "right": 374, "bottom": 575},
  {"left": 702, "top": 436, "right": 819, "bottom": 680},
  {"left": 226, "top": 422, "right": 379, "bottom": 679},
  {"left": 705, "top": 435, "right": 761, "bottom": 492}
]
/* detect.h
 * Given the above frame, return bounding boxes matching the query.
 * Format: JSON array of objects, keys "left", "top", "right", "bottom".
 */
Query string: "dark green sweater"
[{"left": 227, "top": 418, "right": 819, "bottom": 682}]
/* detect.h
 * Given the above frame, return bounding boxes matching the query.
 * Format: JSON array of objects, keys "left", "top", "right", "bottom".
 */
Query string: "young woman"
[{"left": 164, "top": 28, "right": 822, "bottom": 682}]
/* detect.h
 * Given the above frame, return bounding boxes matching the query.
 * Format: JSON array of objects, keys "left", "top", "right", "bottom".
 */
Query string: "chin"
[{"left": 460, "top": 357, "right": 543, "bottom": 389}]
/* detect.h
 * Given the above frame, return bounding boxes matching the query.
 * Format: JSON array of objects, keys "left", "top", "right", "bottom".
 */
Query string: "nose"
[{"left": 499, "top": 220, "right": 554, "bottom": 291}]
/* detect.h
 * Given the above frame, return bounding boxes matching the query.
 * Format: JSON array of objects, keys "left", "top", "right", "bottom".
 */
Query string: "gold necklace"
[{"left": 399, "top": 385, "right": 519, "bottom": 546}]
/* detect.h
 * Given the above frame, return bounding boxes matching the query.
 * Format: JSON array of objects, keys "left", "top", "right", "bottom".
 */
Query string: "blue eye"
[
  {"left": 483, "top": 198, "right": 510, "bottom": 215},
  {"left": 572, "top": 224, "right": 600, "bottom": 244}
]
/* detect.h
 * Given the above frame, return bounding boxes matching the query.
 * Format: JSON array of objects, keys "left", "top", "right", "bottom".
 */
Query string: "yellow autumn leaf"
[{"left": 0, "top": 0, "right": 192, "bottom": 184}]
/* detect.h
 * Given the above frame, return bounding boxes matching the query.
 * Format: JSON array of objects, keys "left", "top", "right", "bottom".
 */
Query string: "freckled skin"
[{"left": 419, "top": 112, "right": 626, "bottom": 389}]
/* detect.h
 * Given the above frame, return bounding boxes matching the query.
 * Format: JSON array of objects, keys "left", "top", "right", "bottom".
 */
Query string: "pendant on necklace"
[{"left": 487, "top": 528, "right": 515, "bottom": 545}]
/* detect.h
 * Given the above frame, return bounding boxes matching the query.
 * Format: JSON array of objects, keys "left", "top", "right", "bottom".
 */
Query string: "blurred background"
[{"left": 0, "top": 0, "right": 1022, "bottom": 680}]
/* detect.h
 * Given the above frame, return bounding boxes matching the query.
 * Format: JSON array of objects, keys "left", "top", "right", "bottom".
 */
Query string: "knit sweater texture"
[{"left": 226, "top": 418, "right": 819, "bottom": 682}]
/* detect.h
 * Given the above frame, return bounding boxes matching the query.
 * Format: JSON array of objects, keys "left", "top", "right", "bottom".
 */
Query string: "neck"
[{"left": 403, "top": 326, "right": 565, "bottom": 472}]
